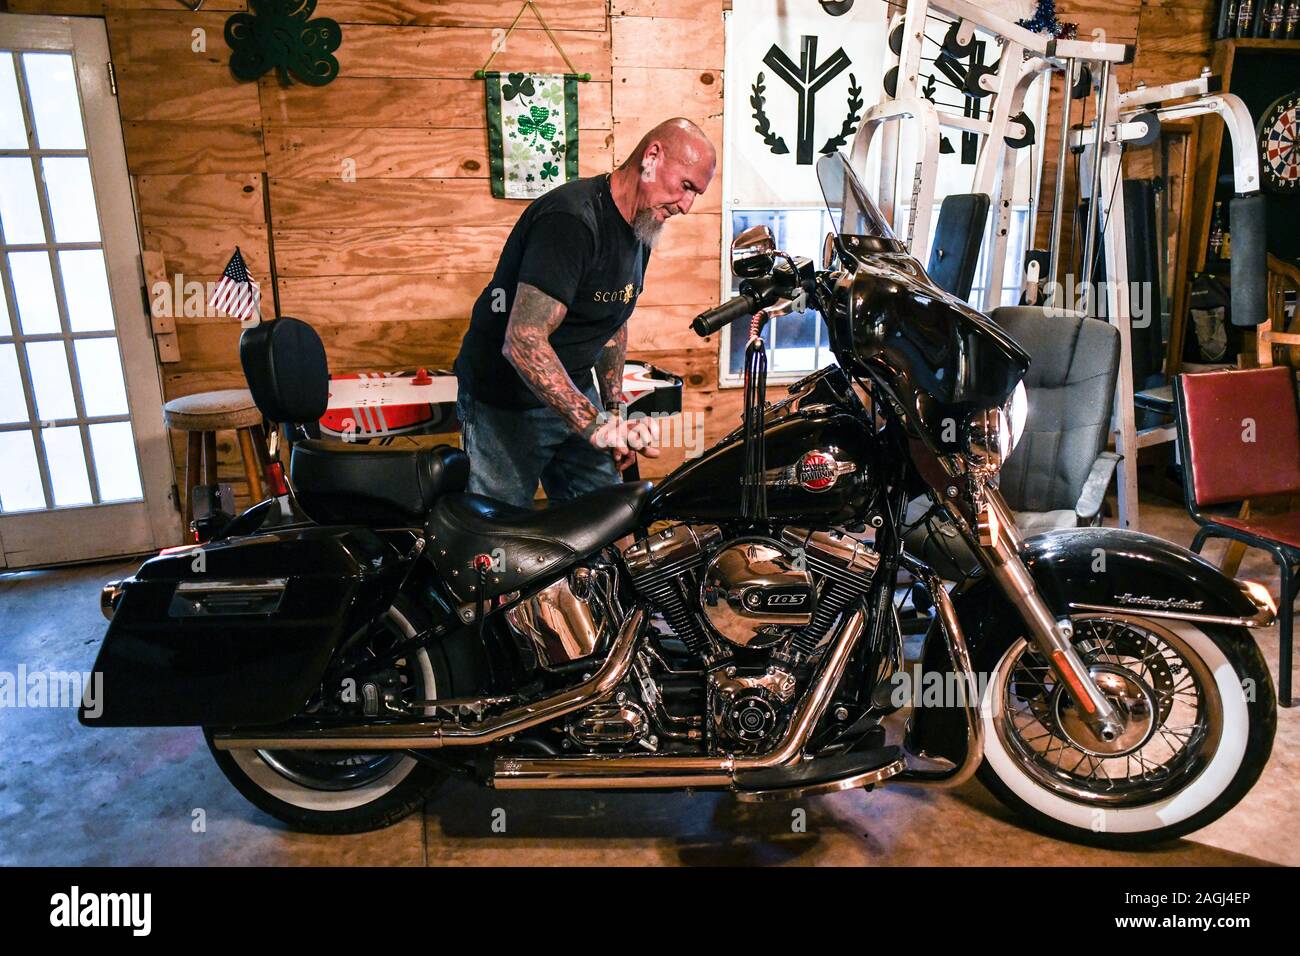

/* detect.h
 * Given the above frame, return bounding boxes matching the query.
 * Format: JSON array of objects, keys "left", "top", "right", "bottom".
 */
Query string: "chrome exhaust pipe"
[
  {"left": 492, "top": 605, "right": 868, "bottom": 789},
  {"left": 896, "top": 556, "right": 984, "bottom": 789},
  {"left": 211, "top": 607, "right": 647, "bottom": 751}
]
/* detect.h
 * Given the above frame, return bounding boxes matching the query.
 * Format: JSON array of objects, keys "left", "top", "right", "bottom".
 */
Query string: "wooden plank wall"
[
  {"left": 5, "top": 0, "right": 1216, "bottom": 511},
  {"left": 6, "top": 0, "right": 730, "bottom": 507}
]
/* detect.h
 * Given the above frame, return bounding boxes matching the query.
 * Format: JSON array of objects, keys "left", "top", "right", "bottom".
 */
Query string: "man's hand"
[{"left": 589, "top": 413, "right": 661, "bottom": 469}]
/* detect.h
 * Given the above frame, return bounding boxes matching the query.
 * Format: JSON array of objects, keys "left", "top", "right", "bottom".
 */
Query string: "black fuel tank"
[{"left": 648, "top": 409, "right": 879, "bottom": 524}]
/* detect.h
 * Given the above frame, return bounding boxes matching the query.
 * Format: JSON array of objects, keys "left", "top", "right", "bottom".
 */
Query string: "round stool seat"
[{"left": 164, "top": 388, "right": 262, "bottom": 431}]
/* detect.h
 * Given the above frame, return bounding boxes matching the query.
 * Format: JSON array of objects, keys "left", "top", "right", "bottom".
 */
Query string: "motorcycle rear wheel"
[
  {"left": 205, "top": 596, "right": 453, "bottom": 834},
  {"left": 975, "top": 614, "right": 1276, "bottom": 848}
]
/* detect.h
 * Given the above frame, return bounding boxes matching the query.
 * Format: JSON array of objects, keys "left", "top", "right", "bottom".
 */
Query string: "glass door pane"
[{"left": 0, "top": 45, "right": 143, "bottom": 517}]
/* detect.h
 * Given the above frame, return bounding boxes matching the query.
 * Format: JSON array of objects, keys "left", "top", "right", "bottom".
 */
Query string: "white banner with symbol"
[{"left": 725, "top": 0, "right": 887, "bottom": 207}]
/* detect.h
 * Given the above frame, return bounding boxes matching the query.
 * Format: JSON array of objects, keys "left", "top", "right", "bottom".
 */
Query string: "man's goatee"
[{"left": 632, "top": 208, "right": 664, "bottom": 249}]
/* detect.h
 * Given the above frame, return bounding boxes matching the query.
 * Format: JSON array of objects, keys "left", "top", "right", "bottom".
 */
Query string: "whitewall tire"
[
  {"left": 206, "top": 600, "right": 451, "bottom": 834},
  {"left": 975, "top": 615, "right": 1275, "bottom": 847}
]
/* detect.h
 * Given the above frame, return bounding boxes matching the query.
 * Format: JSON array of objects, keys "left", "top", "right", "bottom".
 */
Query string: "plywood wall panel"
[
  {"left": 123, "top": 121, "right": 265, "bottom": 175},
  {"left": 640, "top": 255, "right": 718, "bottom": 305},
  {"left": 142, "top": 223, "right": 269, "bottom": 280},
  {"left": 611, "top": 15, "right": 725, "bottom": 69},
  {"left": 105, "top": 10, "right": 233, "bottom": 69},
  {"left": 142, "top": 222, "right": 270, "bottom": 278},
  {"left": 264, "top": 125, "right": 612, "bottom": 180},
  {"left": 176, "top": 317, "right": 467, "bottom": 373},
  {"left": 136, "top": 173, "right": 265, "bottom": 223},
  {"left": 259, "top": 76, "right": 612, "bottom": 129},
  {"left": 611, "top": 0, "right": 710, "bottom": 17},
  {"left": 628, "top": 307, "right": 720, "bottom": 351},
  {"left": 269, "top": 177, "right": 516, "bottom": 228},
  {"left": 7, "top": 0, "right": 105, "bottom": 13},
  {"left": 273, "top": 224, "right": 515, "bottom": 276},
  {"left": 104, "top": 0, "right": 245, "bottom": 10},
  {"left": 612, "top": 67, "right": 723, "bottom": 141},
  {"left": 654, "top": 211, "right": 722, "bottom": 259},
  {"left": 115, "top": 64, "right": 262, "bottom": 122},
  {"left": 321, "top": 0, "right": 607, "bottom": 31},
  {"left": 277, "top": 273, "right": 492, "bottom": 325},
  {"left": 338, "top": 25, "right": 612, "bottom": 80}
]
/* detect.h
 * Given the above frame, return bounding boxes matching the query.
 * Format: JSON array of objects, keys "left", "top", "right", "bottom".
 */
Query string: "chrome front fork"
[{"left": 976, "top": 488, "right": 1125, "bottom": 744}]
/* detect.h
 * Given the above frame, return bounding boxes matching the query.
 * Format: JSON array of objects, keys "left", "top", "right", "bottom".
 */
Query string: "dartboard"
[{"left": 1258, "top": 92, "right": 1300, "bottom": 192}]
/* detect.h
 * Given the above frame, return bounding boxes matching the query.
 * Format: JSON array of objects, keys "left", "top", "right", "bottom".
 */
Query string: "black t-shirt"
[{"left": 454, "top": 174, "right": 650, "bottom": 409}]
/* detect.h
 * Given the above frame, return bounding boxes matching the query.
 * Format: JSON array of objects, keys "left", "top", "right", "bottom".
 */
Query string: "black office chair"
[{"left": 905, "top": 306, "right": 1122, "bottom": 579}]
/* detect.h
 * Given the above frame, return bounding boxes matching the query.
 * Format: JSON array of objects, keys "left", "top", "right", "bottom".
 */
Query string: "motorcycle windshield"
[
  {"left": 816, "top": 151, "right": 898, "bottom": 246},
  {"left": 817, "top": 151, "right": 1028, "bottom": 411}
]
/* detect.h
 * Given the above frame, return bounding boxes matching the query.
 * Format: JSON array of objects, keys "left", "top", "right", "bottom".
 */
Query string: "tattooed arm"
[
  {"left": 594, "top": 324, "right": 629, "bottom": 410},
  {"left": 501, "top": 282, "right": 601, "bottom": 437}
]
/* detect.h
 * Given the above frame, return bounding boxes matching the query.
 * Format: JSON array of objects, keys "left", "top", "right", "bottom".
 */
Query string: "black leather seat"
[
  {"left": 240, "top": 316, "right": 470, "bottom": 526},
  {"left": 290, "top": 437, "right": 468, "bottom": 525},
  {"left": 427, "top": 481, "right": 652, "bottom": 602}
]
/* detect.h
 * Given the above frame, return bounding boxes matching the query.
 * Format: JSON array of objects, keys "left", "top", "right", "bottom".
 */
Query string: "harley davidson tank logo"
[
  {"left": 755, "top": 449, "right": 856, "bottom": 493},
  {"left": 797, "top": 451, "right": 839, "bottom": 491}
]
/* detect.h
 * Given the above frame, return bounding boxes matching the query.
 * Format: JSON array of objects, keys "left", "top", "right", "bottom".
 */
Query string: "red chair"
[{"left": 1174, "top": 366, "right": 1300, "bottom": 706}]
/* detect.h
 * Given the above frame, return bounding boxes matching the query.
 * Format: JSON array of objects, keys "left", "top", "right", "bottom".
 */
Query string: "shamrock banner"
[{"left": 484, "top": 71, "right": 579, "bottom": 200}]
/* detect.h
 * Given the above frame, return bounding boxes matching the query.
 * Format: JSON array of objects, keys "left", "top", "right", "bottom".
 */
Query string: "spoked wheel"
[
  {"left": 205, "top": 598, "right": 451, "bottom": 834},
  {"left": 977, "top": 614, "right": 1276, "bottom": 847}
]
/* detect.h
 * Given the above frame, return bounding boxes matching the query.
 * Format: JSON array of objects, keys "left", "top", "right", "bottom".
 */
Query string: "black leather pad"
[
  {"left": 927, "top": 192, "right": 990, "bottom": 300},
  {"left": 1230, "top": 193, "right": 1267, "bottom": 328},
  {"left": 426, "top": 482, "right": 651, "bottom": 603},
  {"left": 240, "top": 316, "right": 329, "bottom": 424},
  {"left": 290, "top": 438, "right": 469, "bottom": 525}
]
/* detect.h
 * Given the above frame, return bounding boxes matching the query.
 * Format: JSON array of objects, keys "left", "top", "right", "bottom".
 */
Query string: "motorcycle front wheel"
[
  {"left": 205, "top": 597, "right": 453, "bottom": 834},
  {"left": 976, "top": 613, "right": 1276, "bottom": 848}
]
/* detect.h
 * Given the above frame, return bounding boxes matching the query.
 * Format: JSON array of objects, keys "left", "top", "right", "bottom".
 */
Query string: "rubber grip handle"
[{"left": 691, "top": 294, "right": 755, "bottom": 337}]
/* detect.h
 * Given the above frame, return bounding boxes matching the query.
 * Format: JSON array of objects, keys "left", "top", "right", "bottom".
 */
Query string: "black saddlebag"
[{"left": 80, "top": 525, "right": 411, "bottom": 727}]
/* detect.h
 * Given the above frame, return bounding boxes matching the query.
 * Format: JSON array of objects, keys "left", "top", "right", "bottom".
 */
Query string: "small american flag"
[{"left": 209, "top": 247, "right": 261, "bottom": 324}]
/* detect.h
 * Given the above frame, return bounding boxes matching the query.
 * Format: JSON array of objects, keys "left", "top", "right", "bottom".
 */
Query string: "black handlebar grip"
[{"left": 691, "top": 295, "right": 755, "bottom": 337}]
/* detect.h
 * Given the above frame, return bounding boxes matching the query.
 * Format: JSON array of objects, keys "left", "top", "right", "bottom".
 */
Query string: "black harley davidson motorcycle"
[{"left": 82, "top": 153, "right": 1277, "bottom": 846}]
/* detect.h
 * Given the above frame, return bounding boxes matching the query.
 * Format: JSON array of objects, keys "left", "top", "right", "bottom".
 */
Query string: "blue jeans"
[{"left": 457, "top": 385, "right": 621, "bottom": 509}]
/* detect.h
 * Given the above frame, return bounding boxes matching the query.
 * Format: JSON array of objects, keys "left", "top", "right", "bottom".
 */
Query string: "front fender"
[
  {"left": 1010, "top": 527, "right": 1273, "bottom": 627},
  {"left": 907, "top": 527, "right": 1274, "bottom": 763}
]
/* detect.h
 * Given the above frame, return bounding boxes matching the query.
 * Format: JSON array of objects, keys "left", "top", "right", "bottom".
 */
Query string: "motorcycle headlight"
[
  {"left": 966, "top": 382, "right": 1028, "bottom": 474},
  {"left": 1006, "top": 380, "right": 1028, "bottom": 454}
]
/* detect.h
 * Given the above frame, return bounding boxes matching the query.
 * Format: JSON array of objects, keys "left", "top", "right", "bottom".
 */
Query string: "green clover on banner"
[
  {"left": 502, "top": 72, "right": 536, "bottom": 101},
  {"left": 517, "top": 105, "right": 556, "bottom": 144},
  {"left": 540, "top": 161, "right": 559, "bottom": 180},
  {"left": 541, "top": 82, "right": 564, "bottom": 107}
]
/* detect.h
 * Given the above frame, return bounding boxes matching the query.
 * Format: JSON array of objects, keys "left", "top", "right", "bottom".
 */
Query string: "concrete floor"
[{"left": 1, "top": 495, "right": 1295, "bottom": 866}]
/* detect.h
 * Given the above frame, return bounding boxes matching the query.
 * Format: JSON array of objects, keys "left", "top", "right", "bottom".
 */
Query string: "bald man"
[{"left": 453, "top": 117, "right": 716, "bottom": 507}]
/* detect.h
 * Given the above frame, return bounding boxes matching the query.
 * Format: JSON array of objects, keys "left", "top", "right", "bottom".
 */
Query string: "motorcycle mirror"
[
  {"left": 822, "top": 232, "right": 840, "bottom": 271},
  {"left": 732, "top": 225, "right": 777, "bottom": 278}
]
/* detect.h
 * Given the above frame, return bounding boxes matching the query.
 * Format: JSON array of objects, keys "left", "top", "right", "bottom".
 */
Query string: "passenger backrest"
[{"left": 239, "top": 316, "right": 329, "bottom": 426}]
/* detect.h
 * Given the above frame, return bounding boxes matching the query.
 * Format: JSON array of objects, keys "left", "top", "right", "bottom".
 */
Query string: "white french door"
[{"left": 0, "top": 14, "right": 176, "bottom": 568}]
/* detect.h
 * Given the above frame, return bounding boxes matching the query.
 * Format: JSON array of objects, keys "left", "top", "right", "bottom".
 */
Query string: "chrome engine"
[
  {"left": 623, "top": 523, "right": 880, "bottom": 752},
  {"left": 499, "top": 524, "right": 881, "bottom": 756},
  {"left": 700, "top": 539, "right": 815, "bottom": 648}
]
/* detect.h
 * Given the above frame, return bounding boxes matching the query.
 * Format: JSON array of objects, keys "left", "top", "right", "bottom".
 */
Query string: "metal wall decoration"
[{"left": 224, "top": 0, "right": 342, "bottom": 86}]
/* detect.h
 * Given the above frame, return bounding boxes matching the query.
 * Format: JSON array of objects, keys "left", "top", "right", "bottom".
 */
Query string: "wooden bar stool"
[{"left": 163, "top": 388, "right": 271, "bottom": 526}]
